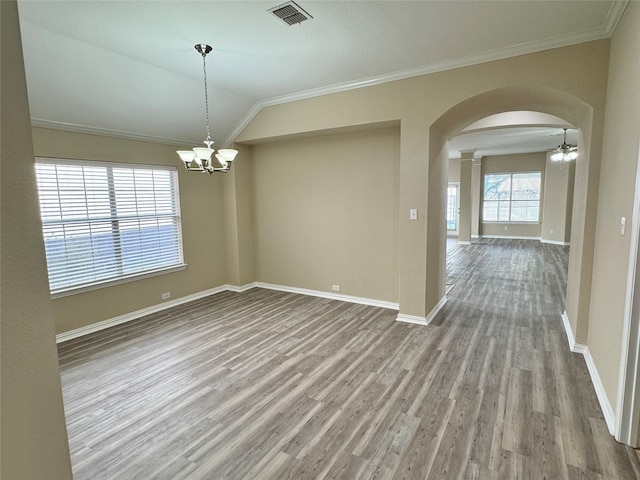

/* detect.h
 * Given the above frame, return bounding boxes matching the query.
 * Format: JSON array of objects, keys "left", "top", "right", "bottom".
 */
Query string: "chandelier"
[
  {"left": 550, "top": 128, "right": 577, "bottom": 162},
  {"left": 177, "top": 44, "right": 238, "bottom": 174}
]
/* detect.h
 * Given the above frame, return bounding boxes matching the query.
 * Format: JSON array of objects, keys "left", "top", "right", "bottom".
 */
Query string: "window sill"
[
  {"left": 51, "top": 264, "right": 187, "bottom": 299},
  {"left": 481, "top": 222, "right": 540, "bottom": 225}
]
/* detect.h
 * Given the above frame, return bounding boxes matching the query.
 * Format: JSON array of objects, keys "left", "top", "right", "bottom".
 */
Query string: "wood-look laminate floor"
[{"left": 58, "top": 239, "right": 640, "bottom": 479}]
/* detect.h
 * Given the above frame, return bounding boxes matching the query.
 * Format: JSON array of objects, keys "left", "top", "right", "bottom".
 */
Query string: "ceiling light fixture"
[
  {"left": 550, "top": 128, "right": 577, "bottom": 162},
  {"left": 177, "top": 44, "right": 238, "bottom": 174}
]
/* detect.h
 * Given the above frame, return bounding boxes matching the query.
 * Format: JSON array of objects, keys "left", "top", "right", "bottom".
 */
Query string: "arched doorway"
[{"left": 425, "top": 86, "right": 596, "bottom": 347}]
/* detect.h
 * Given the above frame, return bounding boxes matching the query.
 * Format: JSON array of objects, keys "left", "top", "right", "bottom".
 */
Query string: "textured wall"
[
  {"left": 236, "top": 40, "right": 610, "bottom": 327},
  {"left": 31, "top": 127, "right": 229, "bottom": 334},
  {"left": 0, "top": 1, "right": 73, "bottom": 477},
  {"left": 588, "top": 1, "right": 640, "bottom": 417},
  {"left": 251, "top": 127, "right": 400, "bottom": 302}
]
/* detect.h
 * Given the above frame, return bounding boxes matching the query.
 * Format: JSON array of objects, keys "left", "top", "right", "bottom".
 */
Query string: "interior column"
[
  {"left": 471, "top": 156, "right": 482, "bottom": 240},
  {"left": 458, "top": 151, "right": 474, "bottom": 244}
]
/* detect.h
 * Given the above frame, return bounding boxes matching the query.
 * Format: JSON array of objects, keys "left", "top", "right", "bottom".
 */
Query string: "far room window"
[
  {"left": 482, "top": 172, "right": 541, "bottom": 223},
  {"left": 35, "top": 158, "right": 184, "bottom": 296},
  {"left": 447, "top": 183, "right": 459, "bottom": 232}
]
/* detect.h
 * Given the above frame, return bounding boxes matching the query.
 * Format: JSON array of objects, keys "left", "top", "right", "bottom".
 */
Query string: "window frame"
[
  {"left": 35, "top": 157, "right": 186, "bottom": 298},
  {"left": 482, "top": 171, "right": 542, "bottom": 224},
  {"left": 446, "top": 182, "right": 460, "bottom": 234}
]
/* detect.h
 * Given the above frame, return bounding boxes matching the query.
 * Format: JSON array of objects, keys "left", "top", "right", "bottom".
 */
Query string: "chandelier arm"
[{"left": 201, "top": 165, "right": 229, "bottom": 175}]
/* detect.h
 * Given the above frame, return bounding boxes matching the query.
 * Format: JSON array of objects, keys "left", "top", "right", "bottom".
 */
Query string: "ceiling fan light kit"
[
  {"left": 177, "top": 44, "right": 238, "bottom": 175},
  {"left": 550, "top": 128, "right": 578, "bottom": 162}
]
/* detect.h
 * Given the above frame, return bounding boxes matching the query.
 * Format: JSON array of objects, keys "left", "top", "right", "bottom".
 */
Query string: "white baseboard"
[
  {"left": 480, "top": 235, "right": 541, "bottom": 241},
  {"left": 226, "top": 282, "right": 258, "bottom": 293},
  {"left": 583, "top": 346, "right": 616, "bottom": 434},
  {"left": 560, "top": 310, "right": 615, "bottom": 435},
  {"left": 56, "top": 283, "right": 255, "bottom": 343},
  {"left": 57, "top": 282, "right": 400, "bottom": 343},
  {"left": 396, "top": 295, "right": 447, "bottom": 327},
  {"left": 561, "top": 310, "right": 584, "bottom": 353},
  {"left": 396, "top": 313, "right": 428, "bottom": 325},
  {"left": 541, "top": 239, "right": 571, "bottom": 246},
  {"left": 426, "top": 295, "right": 448, "bottom": 324},
  {"left": 457, "top": 240, "right": 472, "bottom": 245},
  {"left": 254, "top": 282, "right": 399, "bottom": 310}
]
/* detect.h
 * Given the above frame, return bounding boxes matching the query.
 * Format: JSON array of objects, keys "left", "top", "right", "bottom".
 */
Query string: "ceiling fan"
[{"left": 550, "top": 128, "right": 577, "bottom": 162}]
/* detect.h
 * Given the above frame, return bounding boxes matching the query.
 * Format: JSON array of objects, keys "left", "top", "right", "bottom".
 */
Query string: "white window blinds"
[{"left": 35, "top": 158, "right": 184, "bottom": 295}]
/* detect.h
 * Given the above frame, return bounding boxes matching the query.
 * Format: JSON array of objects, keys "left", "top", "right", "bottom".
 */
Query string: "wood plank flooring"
[{"left": 58, "top": 239, "right": 640, "bottom": 479}]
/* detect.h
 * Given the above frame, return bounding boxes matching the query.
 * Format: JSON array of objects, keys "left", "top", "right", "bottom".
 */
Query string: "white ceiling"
[
  {"left": 449, "top": 111, "right": 578, "bottom": 158},
  {"left": 450, "top": 126, "right": 579, "bottom": 159},
  {"left": 17, "top": 0, "right": 625, "bottom": 154}
]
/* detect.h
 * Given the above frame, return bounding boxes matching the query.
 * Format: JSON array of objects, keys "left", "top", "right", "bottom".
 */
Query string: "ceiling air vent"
[{"left": 268, "top": 1, "right": 313, "bottom": 26}]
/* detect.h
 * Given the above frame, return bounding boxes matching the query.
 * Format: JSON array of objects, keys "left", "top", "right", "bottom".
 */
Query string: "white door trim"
[{"left": 615, "top": 139, "right": 640, "bottom": 447}]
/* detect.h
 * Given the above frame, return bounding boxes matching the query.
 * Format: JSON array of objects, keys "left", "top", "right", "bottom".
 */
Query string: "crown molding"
[
  {"left": 604, "top": 0, "right": 629, "bottom": 35},
  {"left": 31, "top": 118, "right": 191, "bottom": 147},
  {"left": 33, "top": 6, "right": 625, "bottom": 149},
  {"left": 223, "top": 102, "right": 265, "bottom": 147},
  {"left": 228, "top": 24, "right": 614, "bottom": 145}
]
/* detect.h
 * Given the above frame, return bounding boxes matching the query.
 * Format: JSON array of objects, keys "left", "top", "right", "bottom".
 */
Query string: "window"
[
  {"left": 35, "top": 158, "right": 184, "bottom": 296},
  {"left": 482, "top": 172, "right": 541, "bottom": 223},
  {"left": 447, "top": 183, "right": 459, "bottom": 232}
]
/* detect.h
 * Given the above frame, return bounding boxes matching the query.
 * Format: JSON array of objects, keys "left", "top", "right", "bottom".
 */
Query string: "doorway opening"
[
  {"left": 446, "top": 182, "right": 460, "bottom": 236},
  {"left": 443, "top": 120, "right": 575, "bottom": 307}
]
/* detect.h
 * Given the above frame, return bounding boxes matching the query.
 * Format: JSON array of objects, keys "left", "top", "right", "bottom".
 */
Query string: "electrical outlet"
[
  {"left": 550, "top": 229, "right": 554, "bottom": 235},
  {"left": 332, "top": 285, "right": 340, "bottom": 292},
  {"left": 162, "top": 292, "right": 170, "bottom": 300}
]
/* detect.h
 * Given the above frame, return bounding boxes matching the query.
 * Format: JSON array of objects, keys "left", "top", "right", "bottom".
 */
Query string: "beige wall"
[
  {"left": 481, "top": 152, "right": 546, "bottom": 174},
  {"left": 480, "top": 152, "right": 547, "bottom": 238},
  {"left": 448, "top": 158, "right": 461, "bottom": 182},
  {"left": 31, "top": 128, "right": 231, "bottom": 334},
  {"left": 541, "top": 154, "right": 575, "bottom": 244},
  {"left": 236, "top": 40, "right": 610, "bottom": 327},
  {"left": 0, "top": 1, "right": 73, "bottom": 477},
  {"left": 251, "top": 127, "right": 400, "bottom": 302},
  {"left": 588, "top": 2, "right": 640, "bottom": 415},
  {"left": 223, "top": 143, "right": 256, "bottom": 286},
  {"left": 4, "top": 0, "right": 639, "bottom": 464}
]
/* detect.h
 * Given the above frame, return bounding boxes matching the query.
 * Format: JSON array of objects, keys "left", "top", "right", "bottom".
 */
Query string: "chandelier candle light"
[
  {"left": 550, "top": 128, "right": 578, "bottom": 162},
  {"left": 177, "top": 44, "right": 238, "bottom": 174}
]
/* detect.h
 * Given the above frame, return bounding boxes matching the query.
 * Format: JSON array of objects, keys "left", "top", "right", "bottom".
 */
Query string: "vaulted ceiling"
[{"left": 17, "top": 1, "right": 625, "bottom": 154}]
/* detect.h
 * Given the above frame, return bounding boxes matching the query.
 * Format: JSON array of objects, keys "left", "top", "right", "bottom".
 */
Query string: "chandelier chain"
[{"left": 202, "top": 51, "right": 211, "bottom": 143}]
